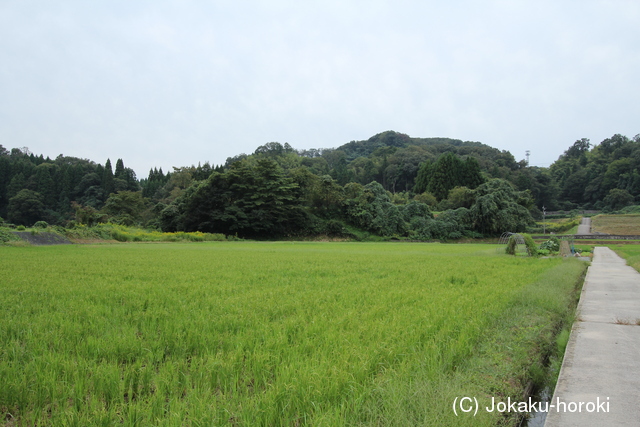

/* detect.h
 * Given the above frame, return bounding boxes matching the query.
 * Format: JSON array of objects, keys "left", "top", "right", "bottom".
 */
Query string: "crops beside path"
[{"left": 0, "top": 242, "right": 586, "bottom": 426}]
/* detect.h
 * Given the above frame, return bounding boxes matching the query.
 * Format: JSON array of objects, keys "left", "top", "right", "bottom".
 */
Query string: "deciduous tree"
[
  {"left": 469, "top": 179, "right": 534, "bottom": 235},
  {"left": 102, "top": 191, "right": 148, "bottom": 225},
  {"left": 8, "top": 189, "right": 45, "bottom": 226}
]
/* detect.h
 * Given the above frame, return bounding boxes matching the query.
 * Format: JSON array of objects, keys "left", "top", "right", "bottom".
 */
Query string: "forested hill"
[
  {"left": 324, "top": 131, "right": 486, "bottom": 161},
  {"left": 293, "top": 130, "right": 523, "bottom": 193},
  {"left": 0, "top": 131, "right": 638, "bottom": 239}
]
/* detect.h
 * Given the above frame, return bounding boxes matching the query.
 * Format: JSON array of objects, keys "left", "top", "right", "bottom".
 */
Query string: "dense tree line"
[
  {"left": 1, "top": 131, "right": 638, "bottom": 238},
  {"left": 550, "top": 134, "right": 640, "bottom": 210},
  {"left": 0, "top": 147, "right": 140, "bottom": 225}
]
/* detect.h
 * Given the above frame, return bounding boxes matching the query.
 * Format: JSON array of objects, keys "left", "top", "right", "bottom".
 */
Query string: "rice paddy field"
[
  {"left": 0, "top": 242, "right": 587, "bottom": 426},
  {"left": 591, "top": 214, "right": 640, "bottom": 235}
]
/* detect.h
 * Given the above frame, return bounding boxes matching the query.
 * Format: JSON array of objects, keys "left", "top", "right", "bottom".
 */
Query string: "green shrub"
[
  {"left": 618, "top": 205, "right": 640, "bottom": 214},
  {"left": 463, "top": 230, "right": 484, "bottom": 239},
  {"left": 505, "top": 234, "right": 538, "bottom": 256},
  {"left": 110, "top": 229, "right": 131, "bottom": 242},
  {"left": 540, "top": 236, "right": 560, "bottom": 253},
  {"left": 206, "top": 233, "right": 227, "bottom": 241},
  {"left": 448, "top": 231, "right": 463, "bottom": 240},
  {"left": 185, "top": 233, "right": 198, "bottom": 242},
  {"left": 324, "top": 219, "right": 343, "bottom": 236},
  {"left": 16, "top": 225, "right": 26, "bottom": 231},
  {"left": 0, "top": 230, "right": 19, "bottom": 243},
  {"left": 33, "top": 221, "right": 49, "bottom": 228},
  {"left": 523, "top": 233, "right": 538, "bottom": 256},
  {"left": 505, "top": 235, "right": 518, "bottom": 255}
]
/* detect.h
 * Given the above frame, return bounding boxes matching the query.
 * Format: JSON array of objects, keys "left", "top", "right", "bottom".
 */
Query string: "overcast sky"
[{"left": 1, "top": 1, "right": 639, "bottom": 177}]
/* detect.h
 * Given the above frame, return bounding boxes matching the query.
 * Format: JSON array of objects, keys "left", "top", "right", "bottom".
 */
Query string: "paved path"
[
  {"left": 576, "top": 217, "right": 591, "bottom": 235},
  {"left": 545, "top": 247, "right": 640, "bottom": 426}
]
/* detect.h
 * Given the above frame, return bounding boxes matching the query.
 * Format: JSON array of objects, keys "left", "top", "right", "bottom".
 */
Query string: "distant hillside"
[{"left": 331, "top": 131, "right": 487, "bottom": 161}]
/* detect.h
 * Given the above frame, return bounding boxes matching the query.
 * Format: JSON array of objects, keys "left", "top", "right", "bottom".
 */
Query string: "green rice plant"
[{"left": 0, "top": 242, "right": 586, "bottom": 426}]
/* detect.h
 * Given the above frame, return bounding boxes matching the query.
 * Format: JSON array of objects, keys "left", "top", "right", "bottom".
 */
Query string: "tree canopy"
[
  {"left": 162, "top": 159, "right": 307, "bottom": 237},
  {"left": 2, "top": 131, "right": 640, "bottom": 238}
]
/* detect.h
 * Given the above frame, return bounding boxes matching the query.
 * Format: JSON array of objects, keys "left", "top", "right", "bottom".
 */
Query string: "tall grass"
[
  {"left": 0, "top": 242, "right": 586, "bottom": 426},
  {"left": 63, "top": 223, "right": 228, "bottom": 243},
  {"left": 530, "top": 217, "right": 582, "bottom": 234}
]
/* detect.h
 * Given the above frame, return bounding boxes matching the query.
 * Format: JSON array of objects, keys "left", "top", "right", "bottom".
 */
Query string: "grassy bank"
[
  {"left": 0, "top": 243, "right": 586, "bottom": 426},
  {"left": 0, "top": 223, "right": 230, "bottom": 245}
]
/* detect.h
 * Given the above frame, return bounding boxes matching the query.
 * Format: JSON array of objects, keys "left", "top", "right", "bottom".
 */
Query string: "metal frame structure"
[{"left": 498, "top": 232, "right": 530, "bottom": 256}]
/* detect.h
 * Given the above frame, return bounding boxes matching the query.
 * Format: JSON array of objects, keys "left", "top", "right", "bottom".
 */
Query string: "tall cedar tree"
[
  {"left": 114, "top": 159, "right": 126, "bottom": 179},
  {"left": 103, "top": 159, "right": 115, "bottom": 197}
]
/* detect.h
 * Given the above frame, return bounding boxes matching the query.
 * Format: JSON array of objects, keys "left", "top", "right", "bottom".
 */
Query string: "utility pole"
[
  {"left": 542, "top": 205, "right": 546, "bottom": 235},
  {"left": 525, "top": 150, "right": 530, "bottom": 166}
]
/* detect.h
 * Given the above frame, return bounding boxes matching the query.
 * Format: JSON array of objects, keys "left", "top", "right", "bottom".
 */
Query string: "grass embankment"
[
  {"left": 0, "top": 243, "right": 586, "bottom": 426},
  {"left": 591, "top": 214, "right": 640, "bottom": 235},
  {"left": 0, "top": 223, "right": 229, "bottom": 245},
  {"left": 67, "top": 224, "right": 228, "bottom": 243}
]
